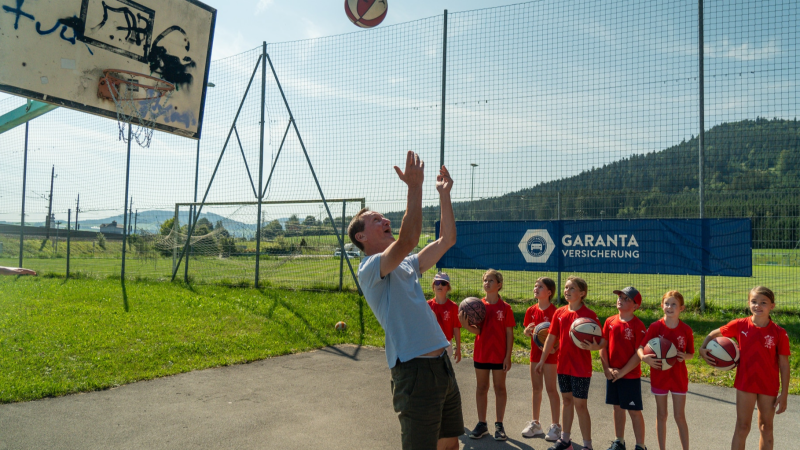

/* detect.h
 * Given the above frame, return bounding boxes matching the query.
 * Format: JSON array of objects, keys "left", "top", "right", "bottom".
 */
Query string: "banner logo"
[{"left": 518, "top": 229, "right": 555, "bottom": 263}]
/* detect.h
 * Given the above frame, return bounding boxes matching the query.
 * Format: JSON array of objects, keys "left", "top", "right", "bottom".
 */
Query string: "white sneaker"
[
  {"left": 521, "top": 420, "right": 544, "bottom": 438},
  {"left": 545, "top": 423, "right": 562, "bottom": 441}
]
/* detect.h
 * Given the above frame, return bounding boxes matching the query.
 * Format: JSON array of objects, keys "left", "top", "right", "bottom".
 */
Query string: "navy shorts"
[
  {"left": 474, "top": 361, "right": 504, "bottom": 370},
  {"left": 557, "top": 374, "right": 591, "bottom": 399},
  {"left": 605, "top": 378, "right": 643, "bottom": 411}
]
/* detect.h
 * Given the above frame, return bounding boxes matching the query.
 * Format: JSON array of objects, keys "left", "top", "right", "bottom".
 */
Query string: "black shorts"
[
  {"left": 557, "top": 374, "right": 591, "bottom": 399},
  {"left": 605, "top": 378, "right": 643, "bottom": 411},
  {"left": 391, "top": 353, "right": 464, "bottom": 449},
  {"left": 474, "top": 361, "right": 504, "bottom": 370}
]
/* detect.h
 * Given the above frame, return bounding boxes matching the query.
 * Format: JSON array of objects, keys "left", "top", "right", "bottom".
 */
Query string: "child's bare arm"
[
  {"left": 458, "top": 311, "right": 481, "bottom": 335},
  {"left": 503, "top": 327, "right": 513, "bottom": 372},
  {"left": 613, "top": 351, "right": 642, "bottom": 381},
  {"left": 699, "top": 328, "right": 723, "bottom": 365},
  {"left": 600, "top": 347, "right": 613, "bottom": 379},
  {"left": 775, "top": 355, "right": 790, "bottom": 414},
  {"left": 638, "top": 346, "right": 662, "bottom": 370},
  {"left": 453, "top": 327, "right": 462, "bottom": 363},
  {"left": 535, "top": 334, "right": 557, "bottom": 374}
]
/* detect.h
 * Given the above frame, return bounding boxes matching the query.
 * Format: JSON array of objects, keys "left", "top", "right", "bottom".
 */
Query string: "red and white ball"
[
  {"left": 705, "top": 336, "right": 740, "bottom": 371},
  {"left": 643, "top": 337, "right": 679, "bottom": 370},
  {"left": 570, "top": 317, "right": 602, "bottom": 348},
  {"left": 335, "top": 321, "right": 347, "bottom": 331},
  {"left": 345, "top": 0, "right": 388, "bottom": 28}
]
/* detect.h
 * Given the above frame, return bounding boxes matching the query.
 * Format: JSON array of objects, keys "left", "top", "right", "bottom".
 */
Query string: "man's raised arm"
[
  {"left": 380, "top": 151, "right": 424, "bottom": 277},
  {"left": 418, "top": 166, "right": 455, "bottom": 273}
]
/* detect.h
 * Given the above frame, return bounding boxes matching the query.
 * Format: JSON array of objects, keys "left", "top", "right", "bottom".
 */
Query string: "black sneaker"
[
  {"left": 634, "top": 446, "right": 647, "bottom": 450},
  {"left": 469, "top": 422, "right": 489, "bottom": 439},
  {"left": 494, "top": 422, "right": 508, "bottom": 441},
  {"left": 548, "top": 439, "right": 573, "bottom": 450},
  {"left": 607, "top": 439, "right": 626, "bottom": 450}
]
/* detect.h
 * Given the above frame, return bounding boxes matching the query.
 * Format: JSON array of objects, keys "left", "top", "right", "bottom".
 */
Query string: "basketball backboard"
[{"left": 0, "top": 0, "right": 216, "bottom": 139}]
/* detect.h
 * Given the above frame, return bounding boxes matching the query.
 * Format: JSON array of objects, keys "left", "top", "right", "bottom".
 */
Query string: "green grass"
[
  {"left": 0, "top": 276, "right": 382, "bottom": 403},
  {"left": 1, "top": 276, "right": 798, "bottom": 404}
]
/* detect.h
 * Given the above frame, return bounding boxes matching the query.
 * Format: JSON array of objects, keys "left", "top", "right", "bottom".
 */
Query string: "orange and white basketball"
[
  {"left": 345, "top": 0, "right": 388, "bottom": 28},
  {"left": 335, "top": 321, "right": 347, "bottom": 331}
]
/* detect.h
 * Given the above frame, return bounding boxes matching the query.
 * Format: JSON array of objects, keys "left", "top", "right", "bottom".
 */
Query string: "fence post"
[
  {"left": 255, "top": 42, "right": 268, "bottom": 288},
  {"left": 340, "top": 201, "right": 346, "bottom": 291},
  {"left": 18, "top": 122, "right": 29, "bottom": 268},
  {"left": 172, "top": 205, "right": 179, "bottom": 274},
  {"left": 184, "top": 205, "right": 192, "bottom": 283},
  {"left": 66, "top": 209, "right": 71, "bottom": 278},
  {"left": 698, "top": 0, "right": 706, "bottom": 312},
  {"left": 440, "top": 9, "right": 448, "bottom": 169},
  {"left": 121, "top": 124, "right": 132, "bottom": 281},
  {"left": 557, "top": 191, "right": 561, "bottom": 304}
]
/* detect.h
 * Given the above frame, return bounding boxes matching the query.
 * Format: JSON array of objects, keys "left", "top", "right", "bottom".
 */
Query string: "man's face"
[{"left": 358, "top": 211, "right": 395, "bottom": 254}]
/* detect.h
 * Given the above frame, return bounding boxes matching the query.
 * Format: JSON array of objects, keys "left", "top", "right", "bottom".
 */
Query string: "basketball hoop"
[{"left": 98, "top": 69, "right": 176, "bottom": 148}]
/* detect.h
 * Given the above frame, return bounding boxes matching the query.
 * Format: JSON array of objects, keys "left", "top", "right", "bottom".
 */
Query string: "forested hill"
[
  {"left": 390, "top": 119, "right": 800, "bottom": 247},
  {"left": 516, "top": 118, "right": 799, "bottom": 195}
]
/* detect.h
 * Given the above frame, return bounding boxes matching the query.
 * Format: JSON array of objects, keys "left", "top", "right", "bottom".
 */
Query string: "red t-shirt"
[
  {"left": 473, "top": 298, "right": 516, "bottom": 365},
  {"left": 548, "top": 304, "right": 600, "bottom": 378},
  {"left": 641, "top": 318, "right": 695, "bottom": 392},
  {"left": 603, "top": 314, "right": 647, "bottom": 379},
  {"left": 523, "top": 303, "right": 558, "bottom": 364},
  {"left": 720, "top": 317, "right": 791, "bottom": 396},
  {"left": 427, "top": 298, "right": 461, "bottom": 341}
]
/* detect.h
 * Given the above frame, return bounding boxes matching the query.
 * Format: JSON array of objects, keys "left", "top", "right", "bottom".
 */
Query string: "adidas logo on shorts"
[{"left": 629, "top": 401, "right": 636, "bottom": 406}]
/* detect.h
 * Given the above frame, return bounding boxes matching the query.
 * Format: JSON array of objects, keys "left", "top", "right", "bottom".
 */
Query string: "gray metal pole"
[
  {"left": 184, "top": 205, "right": 191, "bottom": 283},
  {"left": 557, "top": 191, "right": 561, "bottom": 304},
  {"left": 19, "top": 122, "right": 29, "bottom": 268},
  {"left": 66, "top": 209, "right": 71, "bottom": 278},
  {"left": 255, "top": 42, "right": 267, "bottom": 288},
  {"left": 46, "top": 165, "right": 54, "bottom": 238},
  {"left": 698, "top": 0, "right": 706, "bottom": 312},
  {"left": 172, "top": 204, "right": 179, "bottom": 274},
  {"left": 121, "top": 123, "right": 132, "bottom": 280},
  {"left": 440, "top": 10, "right": 447, "bottom": 169},
  {"left": 340, "top": 201, "right": 346, "bottom": 291},
  {"left": 186, "top": 138, "right": 200, "bottom": 282}
]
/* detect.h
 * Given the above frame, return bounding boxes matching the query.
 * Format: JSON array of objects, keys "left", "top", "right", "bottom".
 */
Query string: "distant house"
[{"left": 99, "top": 220, "right": 124, "bottom": 234}]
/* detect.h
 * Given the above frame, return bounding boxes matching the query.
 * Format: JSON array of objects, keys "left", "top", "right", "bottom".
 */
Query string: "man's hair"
[
  {"left": 750, "top": 286, "right": 775, "bottom": 303},
  {"left": 536, "top": 277, "right": 556, "bottom": 300},
  {"left": 483, "top": 269, "right": 503, "bottom": 291},
  {"left": 662, "top": 290, "right": 685, "bottom": 307},
  {"left": 347, "top": 208, "right": 371, "bottom": 251},
  {"left": 566, "top": 276, "right": 588, "bottom": 300}
]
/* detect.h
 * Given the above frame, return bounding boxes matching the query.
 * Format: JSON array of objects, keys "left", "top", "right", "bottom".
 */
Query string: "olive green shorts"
[{"left": 390, "top": 353, "right": 464, "bottom": 449}]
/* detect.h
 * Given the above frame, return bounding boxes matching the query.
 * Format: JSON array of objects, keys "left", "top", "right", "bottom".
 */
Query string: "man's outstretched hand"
[
  {"left": 393, "top": 151, "right": 424, "bottom": 188},
  {"left": 0, "top": 266, "right": 37, "bottom": 276},
  {"left": 436, "top": 166, "right": 453, "bottom": 194}
]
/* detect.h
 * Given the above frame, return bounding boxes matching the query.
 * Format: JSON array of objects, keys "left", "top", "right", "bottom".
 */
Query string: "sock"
[
  {"left": 616, "top": 437, "right": 625, "bottom": 445},
  {"left": 561, "top": 431, "right": 571, "bottom": 442},
  {"left": 583, "top": 439, "right": 593, "bottom": 449}
]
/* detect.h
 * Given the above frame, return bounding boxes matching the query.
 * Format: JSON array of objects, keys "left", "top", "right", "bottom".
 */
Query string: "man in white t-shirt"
[{"left": 348, "top": 151, "right": 461, "bottom": 450}]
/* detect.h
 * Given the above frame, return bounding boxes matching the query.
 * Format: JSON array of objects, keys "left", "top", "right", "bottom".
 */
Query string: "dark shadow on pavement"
[
  {"left": 458, "top": 429, "right": 539, "bottom": 450},
  {"left": 318, "top": 344, "right": 362, "bottom": 360},
  {"left": 121, "top": 279, "right": 130, "bottom": 312},
  {"left": 642, "top": 378, "right": 736, "bottom": 405}
]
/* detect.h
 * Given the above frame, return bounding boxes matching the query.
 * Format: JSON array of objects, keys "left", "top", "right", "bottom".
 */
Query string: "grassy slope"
[{"left": 0, "top": 277, "right": 797, "bottom": 403}]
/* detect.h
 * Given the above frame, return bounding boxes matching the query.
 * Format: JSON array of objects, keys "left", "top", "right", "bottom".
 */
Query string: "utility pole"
[
  {"left": 134, "top": 210, "right": 138, "bottom": 234},
  {"left": 46, "top": 165, "right": 56, "bottom": 238},
  {"left": 128, "top": 197, "right": 133, "bottom": 234},
  {"left": 55, "top": 220, "right": 61, "bottom": 252},
  {"left": 75, "top": 194, "right": 80, "bottom": 231}
]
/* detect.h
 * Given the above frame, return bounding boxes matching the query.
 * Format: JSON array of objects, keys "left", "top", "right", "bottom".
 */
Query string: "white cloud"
[
  {"left": 707, "top": 39, "right": 779, "bottom": 61},
  {"left": 211, "top": 28, "right": 250, "bottom": 59},
  {"left": 256, "top": 0, "right": 274, "bottom": 14}
]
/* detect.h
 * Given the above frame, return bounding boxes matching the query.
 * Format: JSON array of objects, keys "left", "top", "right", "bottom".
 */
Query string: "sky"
[{"left": 0, "top": 0, "right": 797, "bottom": 228}]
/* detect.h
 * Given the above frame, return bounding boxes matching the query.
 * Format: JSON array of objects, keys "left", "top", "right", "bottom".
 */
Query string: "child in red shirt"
[
  {"left": 521, "top": 277, "right": 561, "bottom": 441},
  {"left": 638, "top": 290, "right": 694, "bottom": 450},
  {"left": 700, "top": 286, "right": 791, "bottom": 450},
  {"left": 459, "top": 269, "right": 515, "bottom": 442},
  {"left": 601, "top": 287, "right": 647, "bottom": 450},
  {"left": 536, "top": 277, "right": 605, "bottom": 450},
  {"left": 427, "top": 272, "right": 461, "bottom": 362}
]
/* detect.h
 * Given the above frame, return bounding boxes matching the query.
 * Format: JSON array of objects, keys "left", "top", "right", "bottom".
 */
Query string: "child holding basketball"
[
  {"left": 521, "top": 277, "right": 561, "bottom": 440},
  {"left": 459, "top": 269, "right": 515, "bottom": 441},
  {"left": 699, "top": 286, "right": 791, "bottom": 450},
  {"left": 428, "top": 272, "right": 462, "bottom": 362},
  {"left": 638, "top": 290, "right": 694, "bottom": 450},
  {"left": 536, "top": 276, "right": 605, "bottom": 450},
  {"left": 600, "top": 287, "right": 648, "bottom": 450}
]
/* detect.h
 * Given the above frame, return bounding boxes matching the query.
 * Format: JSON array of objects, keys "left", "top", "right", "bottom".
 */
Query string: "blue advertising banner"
[{"left": 436, "top": 219, "right": 752, "bottom": 276}]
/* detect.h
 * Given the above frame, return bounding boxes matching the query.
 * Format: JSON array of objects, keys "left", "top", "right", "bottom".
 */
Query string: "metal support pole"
[
  {"left": 440, "top": 10, "right": 447, "bottom": 169},
  {"left": 265, "top": 51, "right": 363, "bottom": 295},
  {"left": 121, "top": 124, "right": 132, "bottom": 280},
  {"left": 255, "top": 41, "right": 267, "bottom": 288},
  {"left": 557, "top": 191, "right": 561, "bottom": 304},
  {"left": 184, "top": 205, "right": 191, "bottom": 283},
  {"left": 46, "top": 165, "right": 55, "bottom": 238},
  {"left": 19, "top": 122, "right": 29, "bottom": 268},
  {"left": 172, "top": 204, "right": 179, "bottom": 274},
  {"left": 340, "top": 201, "right": 346, "bottom": 291},
  {"left": 66, "top": 209, "right": 71, "bottom": 278},
  {"left": 698, "top": 0, "right": 706, "bottom": 312},
  {"left": 75, "top": 195, "right": 80, "bottom": 231}
]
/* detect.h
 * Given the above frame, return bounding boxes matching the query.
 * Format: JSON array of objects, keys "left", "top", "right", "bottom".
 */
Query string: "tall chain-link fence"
[{"left": 1, "top": 0, "right": 797, "bottom": 310}]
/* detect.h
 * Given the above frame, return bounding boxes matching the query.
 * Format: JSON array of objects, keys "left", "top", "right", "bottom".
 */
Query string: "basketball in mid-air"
[
  {"left": 569, "top": 317, "right": 602, "bottom": 348},
  {"left": 458, "top": 297, "right": 486, "bottom": 326},
  {"left": 533, "top": 322, "right": 558, "bottom": 351},
  {"left": 335, "top": 321, "right": 347, "bottom": 331},
  {"left": 345, "top": 0, "right": 388, "bottom": 28},
  {"left": 705, "top": 336, "right": 740, "bottom": 371},
  {"left": 643, "top": 337, "right": 679, "bottom": 370}
]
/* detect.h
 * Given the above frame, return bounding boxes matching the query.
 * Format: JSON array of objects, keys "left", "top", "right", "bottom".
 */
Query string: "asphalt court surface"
[{"left": 0, "top": 345, "right": 797, "bottom": 449}]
